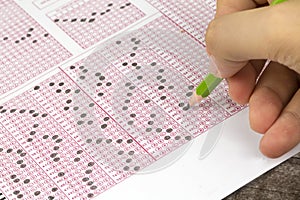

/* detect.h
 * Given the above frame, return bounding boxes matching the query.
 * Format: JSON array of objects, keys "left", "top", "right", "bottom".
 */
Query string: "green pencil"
[{"left": 189, "top": 0, "right": 287, "bottom": 106}]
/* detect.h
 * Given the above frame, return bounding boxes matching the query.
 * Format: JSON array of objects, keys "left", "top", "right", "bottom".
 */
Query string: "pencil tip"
[{"left": 189, "top": 91, "right": 203, "bottom": 107}]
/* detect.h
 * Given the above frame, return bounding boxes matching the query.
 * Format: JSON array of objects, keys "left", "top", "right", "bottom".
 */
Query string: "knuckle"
[{"left": 282, "top": 110, "right": 300, "bottom": 129}]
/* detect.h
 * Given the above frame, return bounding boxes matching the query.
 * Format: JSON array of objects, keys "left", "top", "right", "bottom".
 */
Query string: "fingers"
[
  {"left": 227, "top": 60, "right": 266, "bottom": 104},
  {"left": 260, "top": 89, "right": 300, "bottom": 158},
  {"left": 206, "top": 0, "right": 300, "bottom": 78},
  {"left": 249, "top": 62, "right": 299, "bottom": 134}
]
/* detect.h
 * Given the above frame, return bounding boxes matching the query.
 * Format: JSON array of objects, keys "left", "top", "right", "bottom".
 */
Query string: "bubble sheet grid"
[
  {"left": 47, "top": 0, "right": 145, "bottom": 49},
  {"left": 208, "top": 81, "right": 246, "bottom": 114},
  {"left": 0, "top": 93, "right": 115, "bottom": 199},
  {"left": 116, "top": 49, "right": 230, "bottom": 134},
  {"left": 145, "top": 0, "right": 214, "bottom": 45},
  {"left": 138, "top": 18, "right": 246, "bottom": 115},
  {"left": 29, "top": 72, "right": 155, "bottom": 179},
  {"left": 63, "top": 57, "right": 191, "bottom": 159},
  {"left": 100, "top": 18, "right": 208, "bottom": 87},
  {"left": 101, "top": 16, "right": 243, "bottom": 117},
  {"left": 0, "top": 123, "right": 67, "bottom": 200},
  {"left": 205, "top": 0, "right": 217, "bottom": 10},
  {"left": 0, "top": 0, "right": 71, "bottom": 96}
]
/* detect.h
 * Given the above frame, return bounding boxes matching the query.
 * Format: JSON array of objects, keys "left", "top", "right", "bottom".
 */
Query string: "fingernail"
[{"left": 209, "top": 55, "right": 222, "bottom": 78}]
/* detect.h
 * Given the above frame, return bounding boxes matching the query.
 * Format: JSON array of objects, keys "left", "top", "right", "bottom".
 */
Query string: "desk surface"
[{"left": 224, "top": 153, "right": 300, "bottom": 199}]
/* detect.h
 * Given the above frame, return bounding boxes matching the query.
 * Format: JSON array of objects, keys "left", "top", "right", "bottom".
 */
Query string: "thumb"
[{"left": 205, "top": 0, "right": 300, "bottom": 78}]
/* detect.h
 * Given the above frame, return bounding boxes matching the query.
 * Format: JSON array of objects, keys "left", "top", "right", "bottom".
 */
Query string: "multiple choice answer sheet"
[{"left": 0, "top": 1, "right": 299, "bottom": 200}]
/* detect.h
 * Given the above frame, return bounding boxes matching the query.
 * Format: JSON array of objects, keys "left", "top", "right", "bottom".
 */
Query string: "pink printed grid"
[
  {"left": 146, "top": 0, "right": 215, "bottom": 45},
  {"left": 0, "top": 92, "right": 115, "bottom": 199},
  {"left": 48, "top": 0, "right": 145, "bottom": 49},
  {"left": 0, "top": 0, "right": 71, "bottom": 96},
  {"left": 0, "top": 124, "right": 67, "bottom": 200},
  {"left": 0, "top": 11, "right": 245, "bottom": 200},
  {"left": 101, "top": 16, "right": 245, "bottom": 116}
]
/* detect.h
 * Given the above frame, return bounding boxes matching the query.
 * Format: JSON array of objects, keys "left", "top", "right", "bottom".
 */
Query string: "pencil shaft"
[{"left": 195, "top": 73, "right": 222, "bottom": 97}]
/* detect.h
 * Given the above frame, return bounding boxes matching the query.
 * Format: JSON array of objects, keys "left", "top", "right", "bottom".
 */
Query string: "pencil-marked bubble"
[
  {"left": 160, "top": 96, "right": 166, "bottom": 100},
  {"left": 77, "top": 121, "right": 84, "bottom": 125},
  {"left": 90, "top": 186, "right": 97, "bottom": 190},
  {"left": 97, "top": 92, "right": 104, "bottom": 97},
  {"left": 164, "top": 136, "right": 171, "bottom": 140},
  {"left": 82, "top": 177, "right": 89, "bottom": 182},
  {"left": 75, "top": 89, "right": 80, "bottom": 93},
  {"left": 134, "top": 166, "right": 140, "bottom": 171},
  {"left": 96, "top": 138, "right": 102, "bottom": 144},
  {"left": 186, "top": 92, "right": 193, "bottom": 97},
  {"left": 125, "top": 99, "right": 130, "bottom": 103},
  {"left": 148, "top": 121, "right": 154, "bottom": 125},
  {"left": 158, "top": 86, "right": 164, "bottom": 90},
  {"left": 156, "top": 128, "right": 162, "bottom": 132},
  {"left": 116, "top": 139, "right": 122, "bottom": 144},
  {"left": 146, "top": 128, "right": 152, "bottom": 132},
  {"left": 89, "top": 103, "right": 94, "bottom": 107},
  {"left": 73, "top": 106, "right": 79, "bottom": 111},
  {"left": 101, "top": 124, "right": 107, "bottom": 129},
  {"left": 88, "top": 193, "right": 94, "bottom": 198},
  {"left": 53, "top": 146, "right": 59, "bottom": 150},
  {"left": 106, "top": 139, "right": 112, "bottom": 144},
  {"left": 183, "top": 104, "right": 190, "bottom": 111},
  {"left": 185, "top": 136, "right": 192, "bottom": 141},
  {"left": 175, "top": 136, "right": 181, "bottom": 140},
  {"left": 188, "top": 85, "right": 194, "bottom": 90}
]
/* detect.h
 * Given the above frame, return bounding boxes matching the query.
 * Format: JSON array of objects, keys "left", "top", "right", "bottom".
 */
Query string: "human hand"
[{"left": 205, "top": 0, "right": 300, "bottom": 158}]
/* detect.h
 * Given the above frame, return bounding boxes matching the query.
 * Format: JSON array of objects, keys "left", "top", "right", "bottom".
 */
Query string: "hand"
[{"left": 205, "top": 0, "right": 300, "bottom": 158}]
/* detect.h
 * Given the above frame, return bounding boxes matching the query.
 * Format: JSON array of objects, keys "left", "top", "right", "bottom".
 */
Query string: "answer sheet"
[{"left": 0, "top": 1, "right": 299, "bottom": 200}]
